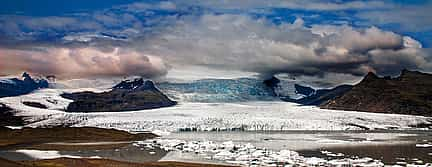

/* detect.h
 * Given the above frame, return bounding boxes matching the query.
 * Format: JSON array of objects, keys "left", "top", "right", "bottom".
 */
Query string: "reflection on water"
[
  {"left": 60, "top": 144, "right": 167, "bottom": 163},
  {"left": 163, "top": 130, "right": 432, "bottom": 165},
  {"left": 312, "top": 144, "right": 431, "bottom": 165},
  {"left": 0, "top": 144, "right": 167, "bottom": 163}
]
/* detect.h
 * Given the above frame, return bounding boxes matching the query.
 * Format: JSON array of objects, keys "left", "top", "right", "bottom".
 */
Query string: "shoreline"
[
  {"left": 0, "top": 126, "right": 157, "bottom": 151},
  {"left": 1, "top": 157, "right": 237, "bottom": 167},
  {"left": 0, "top": 126, "right": 237, "bottom": 167}
]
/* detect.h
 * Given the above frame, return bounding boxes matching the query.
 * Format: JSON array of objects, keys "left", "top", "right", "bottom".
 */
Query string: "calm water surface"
[
  {"left": 0, "top": 130, "right": 431, "bottom": 165},
  {"left": 163, "top": 130, "right": 432, "bottom": 165}
]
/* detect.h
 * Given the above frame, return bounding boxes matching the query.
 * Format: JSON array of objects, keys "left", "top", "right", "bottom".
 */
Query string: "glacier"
[
  {"left": 1, "top": 88, "right": 430, "bottom": 134},
  {"left": 157, "top": 77, "right": 305, "bottom": 103}
]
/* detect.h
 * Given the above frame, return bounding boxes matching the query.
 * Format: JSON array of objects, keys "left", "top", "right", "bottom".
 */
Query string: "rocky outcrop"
[
  {"left": 321, "top": 70, "right": 432, "bottom": 116},
  {"left": 294, "top": 84, "right": 315, "bottom": 97},
  {"left": 263, "top": 76, "right": 281, "bottom": 97},
  {"left": 292, "top": 85, "right": 353, "bottom": 105},
  {"left": 0, "top": 72, "right": 48, "bottom": 98},
  {"left": 261, "top": 76, "right": 353, "bottom": 105},
  {"left": 281, "top": 84, "right": 352, "bottom": 105},
  {"left": 0, "top": 103, "right": 25, "bottom": 126},
  {"left": 61, "top": 78, "right": 176, "bottom": 112}
]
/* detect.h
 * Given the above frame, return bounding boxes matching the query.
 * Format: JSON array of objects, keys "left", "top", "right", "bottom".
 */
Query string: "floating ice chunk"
[
  {"left": 214, "top": 150, "right": 234, "bottom": 160},
  {"left": 88, "top": 156, "right": 102, "bottom": 159},
  {"left": 416, "top": 143, "right": 432, "bottom": 147},
  {"left": 396, "top": 161, "right": 407, "bottom": 165},
  {"left": 5, "top": 126, "right": 23, "bottom": 130},
  {"left": 305, "top": 157, "right": 327, "bottom": 166},
  {"left": 152, "top": 130, "right": 171, "bottom": 136},
  {"left": 142, "top": 138, "right": 385, "bottom": 166},
  {"left": 15, "top": 149, "right": 82, "bottom": 159}
]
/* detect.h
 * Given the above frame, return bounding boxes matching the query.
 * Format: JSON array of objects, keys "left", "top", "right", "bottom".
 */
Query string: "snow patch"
[
  {"left": 14, "top": 149, "right": 92, "bottom": 159},
  {"left": 5, "top": 126, "right": 23, "bottom": 130},
  {"left": 416, "top": 143, "right": 432, "bottom": 148}
]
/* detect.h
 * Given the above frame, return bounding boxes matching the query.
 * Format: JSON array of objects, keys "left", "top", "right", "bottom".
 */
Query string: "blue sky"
[
  {"left": 0, "top": 0, "right": 431, "bottom": 83},
  {"left": 1, "top": 0, "right": 431, "bottom": 46}
]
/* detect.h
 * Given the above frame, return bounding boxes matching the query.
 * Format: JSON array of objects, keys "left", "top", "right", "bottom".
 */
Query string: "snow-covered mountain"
[
  {"left": 61, "top": 78, "right": 177, "bottom": 112},
  {"left": 0, "top": 72, "right": 49, "bottom": 98}
]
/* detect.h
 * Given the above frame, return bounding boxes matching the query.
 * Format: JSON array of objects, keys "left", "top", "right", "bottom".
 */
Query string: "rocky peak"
[
  {"left": 321, "top": 69, "right": 432, "bottom": 116},
  {"left": 294, "top": 84, "right": 315, "bottom": 96},
  {"left": 62, "top": 78, "right": 176, "bottom": 112},
  {"left": 113, "top": 78, "right": 158, "bottom": 91},
  {"left": 140, "top": 80, "right": 157, "bottom": 91},
  {"left": 0, "top": 72, "right": 48, "bottom": 98},
  {"left": 399, "top": 69, "right": 431, "bottom": 80},
  {"left": 22, "top": 72, "right": 36, "bottom": 84},
  {"left": 263, "top": 76, "right": 280, "bottom": 96},
  {"left": 263, "top": 76, "right": 280, "bottom": 88},
  {"left": 363, "top": 72, "right": 378, "bottom": 81}
]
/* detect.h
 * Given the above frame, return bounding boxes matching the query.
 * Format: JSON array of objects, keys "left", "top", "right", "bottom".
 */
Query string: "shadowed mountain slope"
[
  {"left": 321, "top": 70, "right": 432, "bottom": 116},
  {"left": 61, "top": 79, "right": 176, "bottom": 112}
]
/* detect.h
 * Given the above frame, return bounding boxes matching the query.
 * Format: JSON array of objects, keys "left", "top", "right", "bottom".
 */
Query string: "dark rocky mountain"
[
  {"left": 61, "top": 78, "right": 176, "bottom": 112},
  {"left": 261, "top": 76, "right": 353, "bottom": 105},
  {"left": 114, "top": 78, "right": 159, "bottom": 91},
  {"left": 263, "top": 76, "right": 280, "bottom": 97},
  {"left": 280, "top": 84, "right": 352, "bottom": 105},
  {"left": 291, "top": 85, "right": 353, "bottom": 105},
  {"left": 321, "top": 70, "right": 432, "bottom": 116},
  {"left": 0, "top": 72, "right": 49, "bottom": 98},
  {"left": 294, "top": 84, "right": 315, "bottom": 96}
]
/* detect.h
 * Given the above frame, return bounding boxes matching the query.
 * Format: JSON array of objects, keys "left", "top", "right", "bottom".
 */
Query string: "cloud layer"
[
  {"left": 0, "top": 0, "right": 431, "bottom": 83},
  {"left": 137, "top": 15, "right": 430, "bottom": 78},
  {"left": 0, "top": 47, "right": 168, "bottom": 78}
]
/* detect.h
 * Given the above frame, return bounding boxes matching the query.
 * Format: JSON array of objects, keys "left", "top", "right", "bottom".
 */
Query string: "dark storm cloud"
[{"left": 136, "top": 15, "right": 430, "bottom": 78}]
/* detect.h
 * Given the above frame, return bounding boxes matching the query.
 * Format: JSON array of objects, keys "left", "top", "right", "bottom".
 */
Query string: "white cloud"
[
  {"left": 0, "top": 47, "right": 168, "bottom": 78},
  {"left": 134, "top": 14, "right": 429, "bottom": 78},
  {"left": 403, "top": 36, "right": 422, "bottom": 48}
]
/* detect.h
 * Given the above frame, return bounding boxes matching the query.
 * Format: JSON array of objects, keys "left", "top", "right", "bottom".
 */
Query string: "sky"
[{"left": 0, "top": 0, "right": 432, "bottom": 85}]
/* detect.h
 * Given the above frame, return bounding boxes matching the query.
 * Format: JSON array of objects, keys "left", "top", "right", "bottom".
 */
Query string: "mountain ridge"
[
  {"left": 0, "top": 72, "right": 48, "bottom": 98},
  {"left": 321, "top": 70, "right": 432, "bottom": 116},
  {"left": 61, "top": 78, "right": 176, "bottom": 112}
]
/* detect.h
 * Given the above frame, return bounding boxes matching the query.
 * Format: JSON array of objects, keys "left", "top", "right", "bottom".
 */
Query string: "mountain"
[
  {"left": 280, "top": 84, "right": 353, "bottom": 105},
  {"left": 291, "top": 85, "right": 353, "bottom": 105},
  {"left": 321, "top": 70, "right": 432, "bottom": 116},
  {"left": 0, "top": 72, "right": 48, "bottom": 98},
  {"left": 61, "top": 78, "right": 176, "bottom": 112},
  {"left": 263, "top": 76, "right": 280, "bottom": 96},
  {"left": 294, "top": 84, "right": 315, "bottom": 97}
]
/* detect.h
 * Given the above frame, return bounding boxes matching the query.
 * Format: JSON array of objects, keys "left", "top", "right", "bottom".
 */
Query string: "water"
[
  {"left": 0, "top": 144, "right": 167, "bottom": 163},
  {"left": 162, "top": 130, "right": 432, "bottom": 165},
  {"left": 1, "top": 131, "right": 431, "bottom": 165}
]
